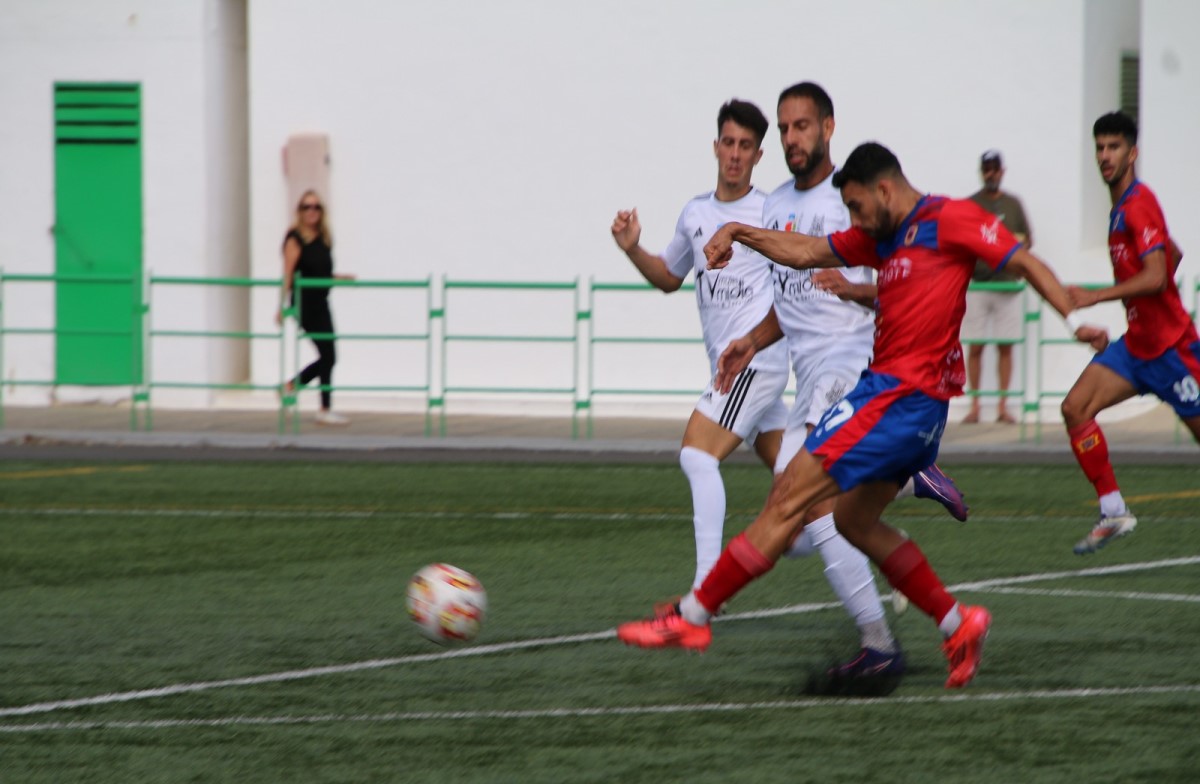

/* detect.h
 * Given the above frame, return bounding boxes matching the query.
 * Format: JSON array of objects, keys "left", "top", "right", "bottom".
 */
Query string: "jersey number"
[
  {"left": 1174, "top": 375, "right": 1200, "bottom": 404},
  {"left": 818, "top": 399, "right": 855, "bottom": 435}
]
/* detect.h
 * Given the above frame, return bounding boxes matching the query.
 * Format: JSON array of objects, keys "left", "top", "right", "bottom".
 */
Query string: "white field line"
[
  {"left": 0, "top": 556, "right": 1197, "bottom": 721},
  {"left": 0, "top": 631, "right": 614, "bottom": 718},
  {"left": 2, "top": 684, "right": 1199, "bottom": 734},
  {"left": 948, "top": 555, "right": 1200, "bottom": 592},
  {"left": 982, "top": 586, "right": 1200, "bottom": 603}
]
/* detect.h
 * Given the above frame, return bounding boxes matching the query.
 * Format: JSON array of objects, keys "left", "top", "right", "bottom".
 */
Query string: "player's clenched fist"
[
  {"left": 704, "top": 223, "right": 738, "bottom": 269},
  {"left": 611, "top": 208, "right": 642, "bottom": 252}
]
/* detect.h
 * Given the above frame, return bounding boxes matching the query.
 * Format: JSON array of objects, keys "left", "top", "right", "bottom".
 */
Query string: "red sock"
[
  {"left": 693, "top": 533, "right": 775, "bottom": 613},
  {"left": 879, "top": 540, "right": 956, "bottom": 624},
  {"left": 1067, "top": 420, "right": 1119, "bottom": 497}
]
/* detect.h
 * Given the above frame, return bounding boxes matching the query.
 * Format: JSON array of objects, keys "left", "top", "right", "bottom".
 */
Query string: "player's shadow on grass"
[{"left": 790, "top": 647, "right": 913, "bottom": 698}]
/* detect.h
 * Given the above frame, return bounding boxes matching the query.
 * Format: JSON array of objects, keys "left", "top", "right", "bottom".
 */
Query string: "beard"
[
  {"left": 788, "top": 140, "right": 828, "bottom": 179},
  {"left": 862, "top": 212, "right": 896, "bottom": 241}
]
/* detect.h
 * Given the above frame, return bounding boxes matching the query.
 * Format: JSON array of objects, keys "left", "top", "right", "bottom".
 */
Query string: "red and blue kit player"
[
  {"left": 617, "top": 142, "right": 1106, "bottom": 689},
  {"left": 1061, "top": 111, "right": 1199, "bottom": 555}
]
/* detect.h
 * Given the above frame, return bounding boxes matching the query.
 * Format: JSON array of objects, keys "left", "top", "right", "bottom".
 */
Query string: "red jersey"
[
  {"left": 829, "top": 196, "right": 1021, "bottom": 399},
  {"left": 1106, "top": 181, "right": 1193, "bottom": 359}
]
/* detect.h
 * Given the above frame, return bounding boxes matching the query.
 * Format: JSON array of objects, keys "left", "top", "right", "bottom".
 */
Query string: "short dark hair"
[
  {"left": 717, "top": 99, "right": 769, "bottom": 146},
  {"left": 1093, "top": 111, "right": 1137, "bottom": 145},
  {"left": 832, "top": 142, "right": 903, "bottom": 189},
  {"left": 777, "top": 81, "right": 834, "bottom": 120}
]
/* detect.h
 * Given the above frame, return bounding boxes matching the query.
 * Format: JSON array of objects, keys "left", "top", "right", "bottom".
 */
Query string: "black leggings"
[{"left": 297, "top": 303, "right": 336, "bottom": 409}]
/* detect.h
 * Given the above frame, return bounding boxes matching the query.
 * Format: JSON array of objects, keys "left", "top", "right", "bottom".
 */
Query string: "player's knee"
[
  {"left": 1060, "top": 394, "right": 1087, "bottom": 427},
  {"left": 680, "top": 445, "right": 720, "bottom": 480}
]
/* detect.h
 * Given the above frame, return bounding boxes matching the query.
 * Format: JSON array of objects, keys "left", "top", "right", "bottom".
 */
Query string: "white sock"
[
  {"left": 679, "top": 592, "right": 714, "bottom": 625},
  {"left": 784, "top": 525, "right": 816, "bottom": 558},
  {"left": 938, "top": 602, "right": 962, "bottom": 637},
  {"left": 1099, "top": 491, "right": 1128, "bottom": 519},
  {"left": 679, "top": 446, "right": 726, "bottom": 589},
  {"left": 895, "top": 477, "right": 916, "bottom": 499},
  {"left": 809, "top": 514, "right": 892, "bottom": 649}
]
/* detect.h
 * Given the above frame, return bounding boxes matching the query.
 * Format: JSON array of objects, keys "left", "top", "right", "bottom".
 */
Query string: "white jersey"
[
  {"left": 763, "top": 170, "right": 875, "bottom": 368},
  {"left": 663, "top": 189, "right": 788, "bottom": 374}
]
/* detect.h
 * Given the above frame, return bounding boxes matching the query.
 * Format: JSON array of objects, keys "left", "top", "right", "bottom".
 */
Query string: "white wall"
[
  {"left": 0, "top": 0, "right": 247, "bottom": 405},
  {"left": 1141, "top": 0, "right": 1200, "bottom": 314},
  {"left": 248, "top": 0, "right": 1134, "bottom": 415},
  {"left": 8, "top": 0, "right": 1193, "bottom": 420},
  {"left": 203, "top": 0, "right": 250, "bottom": 388}
]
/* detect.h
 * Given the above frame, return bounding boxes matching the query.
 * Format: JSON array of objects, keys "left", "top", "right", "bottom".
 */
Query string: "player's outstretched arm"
[
  {"left": 611, "top": 208, "right": 685, "bottom": 292},
  {"left": 1007, "top": 248, "right": 1108, "bottom": 351},
  {"left": 714, "top": 308, "right": 784, "bottom": 393},
  {"left": 1066, "top": 249, "right": 1169, "bottom": 309},
  {"left": 704, "top": 222, "right": 838, "bottom": 270}
]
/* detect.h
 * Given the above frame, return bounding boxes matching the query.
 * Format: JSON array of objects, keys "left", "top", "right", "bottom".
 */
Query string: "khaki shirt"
[{"left": 968, "top": 191, "right": 1030, "bottom": 282}]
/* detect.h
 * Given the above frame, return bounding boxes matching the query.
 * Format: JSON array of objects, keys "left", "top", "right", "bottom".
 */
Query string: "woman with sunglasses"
[{"left": 278, "top": 190, "right": 355, "bottom": 425}]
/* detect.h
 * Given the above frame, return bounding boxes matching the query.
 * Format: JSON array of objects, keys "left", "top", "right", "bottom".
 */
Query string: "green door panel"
[{"left": 53, "top": 83, "right": 142, "bottom": 385}]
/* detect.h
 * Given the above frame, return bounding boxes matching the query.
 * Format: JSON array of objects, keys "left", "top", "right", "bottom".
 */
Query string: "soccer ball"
[{"left": 405, "top": 563, "right": 487, "bottom": 644}]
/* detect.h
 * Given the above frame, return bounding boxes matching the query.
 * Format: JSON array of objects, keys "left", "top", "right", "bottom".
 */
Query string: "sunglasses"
[{"left": 300, "top": 203, "right": 323, "bottom": 211}]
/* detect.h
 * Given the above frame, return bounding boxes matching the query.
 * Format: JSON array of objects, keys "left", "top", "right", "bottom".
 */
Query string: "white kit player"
[
  {"left": 611, "top": 99, "right": 902, "bottom": 683},
  {"left": 715, "top": 83, "right": 969, "bottom": 681}
]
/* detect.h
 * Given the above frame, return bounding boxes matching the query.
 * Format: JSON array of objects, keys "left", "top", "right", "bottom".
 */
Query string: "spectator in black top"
[{"left": 278, "top": 190, "right": 355, "bottom": 425}]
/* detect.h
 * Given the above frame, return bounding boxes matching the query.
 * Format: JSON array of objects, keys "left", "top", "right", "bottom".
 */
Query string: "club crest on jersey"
[{"left": 785, "top": 213, "right": 801, "bottom": 233}]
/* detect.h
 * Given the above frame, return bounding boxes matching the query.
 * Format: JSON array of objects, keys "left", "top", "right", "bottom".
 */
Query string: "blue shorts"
[
  {"left": 1092, "top": 334, "right": 1200, "bottom": 418},
  {"left": 804, "top": 371, "right": 949, "bottom": 492}
]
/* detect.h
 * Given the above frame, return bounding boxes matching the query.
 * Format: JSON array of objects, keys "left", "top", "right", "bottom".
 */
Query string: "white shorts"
[
  {"left": 695, "top": 367, "right": 789, "bottom": 441},
  {"left": 775, "top": 343, "right": 872, "bottom": 473},
  {"left": 961, "top": 290, "right": 1023, "bottom": 343}
]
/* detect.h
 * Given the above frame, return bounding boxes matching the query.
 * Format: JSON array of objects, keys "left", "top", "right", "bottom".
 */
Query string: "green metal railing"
[
  {"left": 0, "top": 271, "right": 142, "bottom": 430},
  {"left": 288, "top": 276, "right": 434, "bottom": 435},
  {"left": 437, "top": 278, "right": 580, "bottom": 437},
  {"left": 586, "top": 280, "right": 704, "bottom": 439},
  {"left": 2, "top": 271, "right": 1197, "bottom": 440},
  {"left": 1026, "top": 282, "right": 1131, "bottom": 443},
  {"left": 144, "top": 275, "right": 286, "bottom": 432}
]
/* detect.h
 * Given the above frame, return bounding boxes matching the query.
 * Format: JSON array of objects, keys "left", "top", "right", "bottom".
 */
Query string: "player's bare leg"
[
  {"left": 1181, "top": 413, "right": 1200, "bottom": 444},
  {"left": 963, "top": 344, "right": 985, "bottom": 423},
  {"left": 1062, "top": 363, "right": 1140, "bottom": 554},
  {"left": 618, "top": 450, "right": 840, "bottom": 653},
  {"left": 996, "top": 343, "right": 1015, "bottom": 423},
  {"left": 750, "top": 427, "right": 783, "bottom": 468}
]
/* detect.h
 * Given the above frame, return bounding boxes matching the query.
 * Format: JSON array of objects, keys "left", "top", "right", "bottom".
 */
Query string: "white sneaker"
[
  {"left": 1073, "top": 511, "right": 1137, "bottom": 555},
  {"left": 314, "top": 410, "right": 349, "bottom": 426}
]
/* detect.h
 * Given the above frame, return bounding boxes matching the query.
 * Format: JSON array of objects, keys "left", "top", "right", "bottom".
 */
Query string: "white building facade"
[{"left": 2, "top": 0, "right": 1195, "bottom": 422}]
